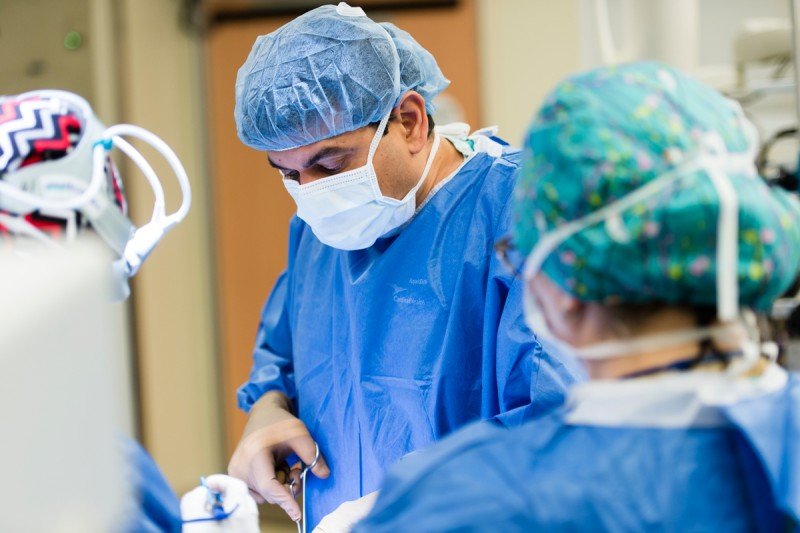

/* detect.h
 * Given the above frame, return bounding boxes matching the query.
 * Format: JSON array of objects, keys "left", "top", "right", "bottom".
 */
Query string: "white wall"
[
  {"left": 114, "top": 0, "right": 223, "bottom": 491},
  {"left": 476, "top": 0, "right": 582, "bottom": 146},
  {"left": 576, "top": 0, "right": 796, "bottom": 153},
  {"left": 579, "top": 0, "right": 789, "bottom": 68},
  {"left": 698, "top": 0, "right": 789, "bottom": 65}
]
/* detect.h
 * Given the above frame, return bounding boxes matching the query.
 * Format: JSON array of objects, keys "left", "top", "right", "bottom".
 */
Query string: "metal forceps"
[{"left": 289, "top": 443, "right": 320, "bottom": 533}]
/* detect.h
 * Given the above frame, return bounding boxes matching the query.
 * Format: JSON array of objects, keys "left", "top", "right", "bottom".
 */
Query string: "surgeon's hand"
[
  {"left": 228, "top": 391, "right": 330, "bottom": 522},
  {"left": 181, "top": 474, "right": 259, "bottom": 533},
  {"left": 313, "top": 492, "right": 379, "bottom": 533}
]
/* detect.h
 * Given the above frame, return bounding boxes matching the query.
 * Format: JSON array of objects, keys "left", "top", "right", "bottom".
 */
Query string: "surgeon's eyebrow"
[
  {"left": 305, "top": 146, "right": 355, "bottom": 168},
  {"left": 267, "top": 146, "right": 355, "bottom": 172}
]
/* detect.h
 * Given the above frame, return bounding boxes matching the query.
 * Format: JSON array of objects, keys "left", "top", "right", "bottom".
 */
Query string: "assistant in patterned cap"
[{"left": 355, "top": 62, "right": 800, "bottom": 532}]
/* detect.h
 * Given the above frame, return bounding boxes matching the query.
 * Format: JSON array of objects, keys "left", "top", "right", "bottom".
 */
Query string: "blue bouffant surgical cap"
[{"left": 234, "top": 2, "right": 450, "bottom": 151}]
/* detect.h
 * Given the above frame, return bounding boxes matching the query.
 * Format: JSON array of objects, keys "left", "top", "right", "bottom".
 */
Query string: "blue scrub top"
[
  {"left": 357, "top": 374, "right": 800, "bottom": 532},
  {"left": 237, "top": 148, "right": 582, "bottom": 528}
]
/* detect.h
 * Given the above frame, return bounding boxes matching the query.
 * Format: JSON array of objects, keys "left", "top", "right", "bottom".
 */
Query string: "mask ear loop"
[{"left": 366, "top": 111, "right": 392, "bottom": 165}]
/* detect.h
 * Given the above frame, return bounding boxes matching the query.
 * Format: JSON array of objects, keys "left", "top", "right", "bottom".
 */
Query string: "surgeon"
[
  {"left": 0, "top": 90, "right": 258, "bottom": 533},
  {"left": 228, "top": 2, "right": 581, "bottom": 528},
  {"left": 353, "top": 62, "right": 800, "bottom": 531}
]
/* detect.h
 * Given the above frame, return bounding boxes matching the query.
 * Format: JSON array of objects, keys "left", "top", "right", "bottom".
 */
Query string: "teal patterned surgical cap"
[{"left": 513, "top": 62, "right": 800, "bottom": 310}]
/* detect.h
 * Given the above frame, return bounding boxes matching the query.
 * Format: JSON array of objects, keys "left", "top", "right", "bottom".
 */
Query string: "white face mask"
[
  {"left": 522, "top": 100, "right": 770, "bottom": 374},
  {"left": 282, "top": 111, "right": 442, "bottom": 250}
]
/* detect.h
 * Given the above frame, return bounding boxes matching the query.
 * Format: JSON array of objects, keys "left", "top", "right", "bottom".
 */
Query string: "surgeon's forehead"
[
  {"left": 266, "top": 125, "right": 374, "bottom": 166},
  {"left": 311, "top": 123, "right": 375, "bottom": 148}
]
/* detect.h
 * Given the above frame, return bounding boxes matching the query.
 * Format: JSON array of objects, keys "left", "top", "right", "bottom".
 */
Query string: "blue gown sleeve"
[
  {"left": 485, "top": 168, "right": 583, "bottom": 426},
  {"left": 353, "top": 421, "right": 529, "bottom": 532},
  {"left": 494, "top": 297, "right": 585, "bottom": 428},
  {"left": 236, "top": 218, "right": 303, "bottom": 412},
  {"left": 123, "top": 438, "right": 182, "bottom": 533},
  {"left": 722, "top": 373, "right": 800, "bottom": 525}
]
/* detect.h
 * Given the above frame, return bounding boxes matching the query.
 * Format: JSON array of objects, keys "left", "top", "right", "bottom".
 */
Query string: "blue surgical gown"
[
  {"left": 237, "top": 148, "right": 582, "bottom": 528},
  {"left": 356, "top": 374, "right": 800, "bottom": 532},
  {"left": 123, "top": 438, "right": 182, "bottom": 532}
]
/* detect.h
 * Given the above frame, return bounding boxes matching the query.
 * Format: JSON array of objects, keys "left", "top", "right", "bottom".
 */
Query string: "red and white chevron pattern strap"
[{"left": 0, "top": 95, "right": 80, "bottom": 175}]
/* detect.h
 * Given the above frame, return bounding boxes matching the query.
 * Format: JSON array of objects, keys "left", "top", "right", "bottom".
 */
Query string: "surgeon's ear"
[{"left": 394, "top": 91, "right": 429, "bottom": 155}]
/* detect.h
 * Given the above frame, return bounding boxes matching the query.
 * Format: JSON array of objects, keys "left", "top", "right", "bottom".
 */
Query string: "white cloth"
[
  {"left": 181, "top": 474, "right": 260, "bottom": 533},
  {"left": 415, "top": 123, "right": 505, "bottom": 214},
  {"left": 313, "top": 491, "right": 379, "bottom": 533},
  {"left": 565, "top": 363, "right": 788, "bottom": 428}
]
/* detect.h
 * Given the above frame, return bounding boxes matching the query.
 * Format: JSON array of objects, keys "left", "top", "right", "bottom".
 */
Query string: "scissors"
[{"left": 289, "top": 443, "right": 321, "bottom": 533}]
